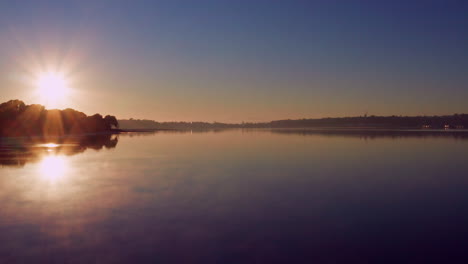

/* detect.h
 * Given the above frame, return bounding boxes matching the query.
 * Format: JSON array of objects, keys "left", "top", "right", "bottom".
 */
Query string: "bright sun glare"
[
  {"left": 36, "top": 72, "right": 71, "bottom": 108},
  {"left": 39, "top": 155, "right": 68, "bottom": 183}
]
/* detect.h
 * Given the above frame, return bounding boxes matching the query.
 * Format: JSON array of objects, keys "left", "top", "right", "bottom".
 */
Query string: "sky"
[{"left": 0, "top": 0, "right": 467, "bottom": 122}]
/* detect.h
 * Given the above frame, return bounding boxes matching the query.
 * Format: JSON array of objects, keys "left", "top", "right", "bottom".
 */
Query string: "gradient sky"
[{"left": 0, "top": 0, "right": 467, "bottom": 122}]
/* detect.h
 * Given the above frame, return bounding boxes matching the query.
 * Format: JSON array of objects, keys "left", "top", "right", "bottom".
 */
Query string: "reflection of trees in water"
[
  {"left": 119, "top": 129, "right": 229, "bottom": 137},
  {"left": 0, "top": 134, "right": 118, "bottom": 168},
  {"left": 120, "top": 128, "right": 468, "bottom": 140},
  {"left": 268, "top": 128, "right": 468, "bottom": 140}
]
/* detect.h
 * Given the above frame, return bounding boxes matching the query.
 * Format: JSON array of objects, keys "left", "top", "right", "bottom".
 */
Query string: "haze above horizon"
[{"left": 1, "top": 1, "right": 467, "bottom": 122}]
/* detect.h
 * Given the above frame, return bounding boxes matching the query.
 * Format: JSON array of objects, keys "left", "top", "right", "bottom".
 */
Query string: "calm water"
[{"left": 1, "top": 129, "right": 468, "bottom": 263}]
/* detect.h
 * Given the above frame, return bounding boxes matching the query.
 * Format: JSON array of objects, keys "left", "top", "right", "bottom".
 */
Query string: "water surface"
[{"left": 1, "top": 129, "right": 467, "bottom": 263}]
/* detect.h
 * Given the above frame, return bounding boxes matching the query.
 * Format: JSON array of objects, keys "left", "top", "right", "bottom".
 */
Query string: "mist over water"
[{"left": 1, "top": 129, "right": 468, "bottom": 263}]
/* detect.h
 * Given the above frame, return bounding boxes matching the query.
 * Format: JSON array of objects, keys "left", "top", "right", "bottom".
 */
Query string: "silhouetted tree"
[
  {"left": 0, "top": 100, "right": 119, "bottom": 137},
  {"left": 104, "top": 115, "right": 119, "bottom": 129}
]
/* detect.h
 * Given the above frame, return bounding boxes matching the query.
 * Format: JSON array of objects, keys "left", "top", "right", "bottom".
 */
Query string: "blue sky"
[{"left": 0, "top": 0, "right": 467, "bottom": 122}]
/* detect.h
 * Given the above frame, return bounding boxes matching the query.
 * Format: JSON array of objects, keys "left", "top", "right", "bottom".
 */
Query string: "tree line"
[
  {"left": 0, "top": 100, "right": 118, "bottom": 137},
  {"left": 119, "top": 114, "right": 468, "bottom": 130}
]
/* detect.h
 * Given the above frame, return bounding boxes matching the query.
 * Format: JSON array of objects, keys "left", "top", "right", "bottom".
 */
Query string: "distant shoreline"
[
  {"left": 114, "top": 127, "right": 468, "bottom": 133},
  {"left": 118, "top": 115, "right": 468, "bottom": 131}
]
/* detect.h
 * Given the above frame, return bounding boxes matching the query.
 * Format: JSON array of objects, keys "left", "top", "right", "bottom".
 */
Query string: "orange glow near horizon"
[{"left": 35, "top": 71, "right": 71, "bottom": 109}]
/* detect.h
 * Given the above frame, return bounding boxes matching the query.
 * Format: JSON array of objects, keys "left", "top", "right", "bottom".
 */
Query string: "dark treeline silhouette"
[
  {"left": 0, "top": 134, "right": 118, "bottom": 167},
  {"left": 119, "top": 114, "right": 468, "bottom": 130},
  {"left": 0, "top": 100, "right": 119, "bottom": 137},
  {"left": 118, "top": 119, "right": 238, "bottom": 130}
]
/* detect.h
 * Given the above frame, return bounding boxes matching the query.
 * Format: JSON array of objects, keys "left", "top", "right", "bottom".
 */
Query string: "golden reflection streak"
[
  {"left": 38, "top": 143, "right": 60, "bottom": 148},
  {"left": 38, "top": 155, "right": 69, "bottom": 183}
]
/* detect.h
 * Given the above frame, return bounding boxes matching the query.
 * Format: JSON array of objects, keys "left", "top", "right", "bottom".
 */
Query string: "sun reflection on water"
[
  {"left": 38, "top": 155, "right": 68, "bottom": 183},
  {"left": 39, "top": 143, "right": 60, "bottom": 148}
]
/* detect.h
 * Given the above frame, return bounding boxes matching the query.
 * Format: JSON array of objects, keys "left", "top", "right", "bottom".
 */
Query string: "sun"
[{"left": 35, "top": 71, "right": 71, "bottom": 108}]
